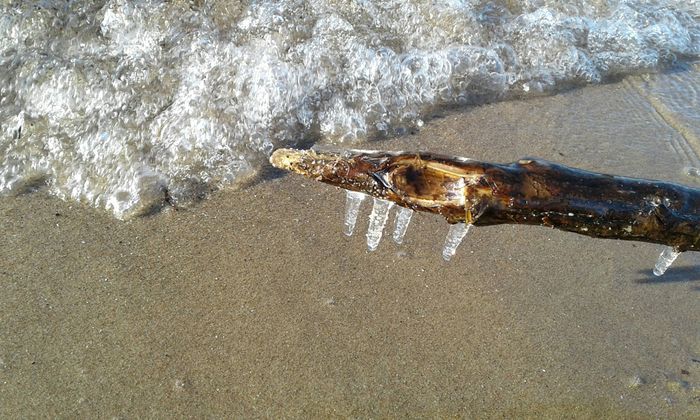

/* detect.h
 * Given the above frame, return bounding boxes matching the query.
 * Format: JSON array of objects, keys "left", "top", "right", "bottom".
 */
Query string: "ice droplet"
[
  {"left": 442, "top": 223, "right": 471, "bottom": 261},
  {"left": 653, "top": 246, "right": 680, "bottom": 276},
  {"left": 392, "top": 207, "right": 413, "bottom": 244},
  {"left": 366, "top": 198, "right": 394, "bottom": 251},
  {"left": 343, "top": 190, "right": 367, "bottom": 236}
]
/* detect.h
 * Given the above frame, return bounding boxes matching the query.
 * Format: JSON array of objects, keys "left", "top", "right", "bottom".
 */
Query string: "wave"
[{"left": 1, "top": 0, "right": 698, "bottom": 218}]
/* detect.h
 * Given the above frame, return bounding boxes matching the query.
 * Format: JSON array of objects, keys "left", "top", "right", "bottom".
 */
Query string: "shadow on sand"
[{"left": 635, "top": 265, "right": 700, "bottom": 287}]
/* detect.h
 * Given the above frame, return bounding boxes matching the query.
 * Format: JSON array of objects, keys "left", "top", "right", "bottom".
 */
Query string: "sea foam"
[{"left": 1, "top": 0, "right": 698, "bottom": 218}]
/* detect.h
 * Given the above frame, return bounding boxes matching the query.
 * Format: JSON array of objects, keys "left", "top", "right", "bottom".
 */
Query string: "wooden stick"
[{"left": 270, "top": 149, "right": 700, "bottom": 252}]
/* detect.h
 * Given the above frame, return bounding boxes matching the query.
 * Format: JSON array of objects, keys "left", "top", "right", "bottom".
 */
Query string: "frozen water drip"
[
  {"left": 653, "top": 246, "right": 680, "bottom": 276},
  {"left": 343, "top": 190, "right": 367, "bottom": 236},
  {"left": 392, "top": 207, "right": 414, "bottom": 244},
  {"left": 366, "top": 198, "right": 394, "bottom": 251},
  {"left": 442, "top": 223, "right": 471, "bottom": 261}
]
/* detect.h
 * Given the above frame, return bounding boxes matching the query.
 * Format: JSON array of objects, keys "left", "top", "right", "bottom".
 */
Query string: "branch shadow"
[
  {"left": 634, "top": 265, "right": 700, "bottom": 286},
  {"left": 256, "top": 164, "right": 288, "bottom": 183}
]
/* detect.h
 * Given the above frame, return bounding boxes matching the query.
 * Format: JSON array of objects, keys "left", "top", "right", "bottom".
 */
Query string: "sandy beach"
[{"left": 1, "top": 71, "right": 700, "bottom": 417}]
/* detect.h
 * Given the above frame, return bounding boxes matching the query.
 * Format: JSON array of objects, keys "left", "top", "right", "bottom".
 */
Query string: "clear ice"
[
  {"left": 442, "top": 223, "right": 471, "bottom": 261},
  {"left": 343, "top": 190, "right": 367, "bottom": 236},
  {"left": 392, "top": 207, "right": 414, "bottom": 244},
  {"left": 366, "top": 198, "right": 394, "bottom": 251},
  {"left": 653, "top": 246, "right": 681, "bottom": 276}
]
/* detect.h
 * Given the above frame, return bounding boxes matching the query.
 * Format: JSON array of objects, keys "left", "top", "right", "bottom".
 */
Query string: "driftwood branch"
[{"left": 270, "top": 149, "right": 700, "bottom": 252}]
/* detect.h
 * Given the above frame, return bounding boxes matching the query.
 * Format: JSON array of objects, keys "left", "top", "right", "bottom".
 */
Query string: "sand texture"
[{"left": 1, "top": 71, "right": 700, "bottom": 417}]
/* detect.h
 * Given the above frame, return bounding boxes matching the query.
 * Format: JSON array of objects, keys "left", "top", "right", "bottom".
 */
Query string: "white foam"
[{"left": 1, "top": 1, "right": 698, "bottom": 217}]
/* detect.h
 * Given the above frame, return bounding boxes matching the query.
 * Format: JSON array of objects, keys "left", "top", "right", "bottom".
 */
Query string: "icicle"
[
  {"left": 653, "top": 246, "right": 681, "bottom": 276},
  {"left": 366, "top": 198, "right": 394, "bottom": 251},
  {"left": 442, "top": 223, "right": 471, "bottom": 261},
  {"left": 392, "top": 207, "right": 413, "bottom": 244},
  {"left": 343, "top": 190, "right": 366, "bottom": 236}
]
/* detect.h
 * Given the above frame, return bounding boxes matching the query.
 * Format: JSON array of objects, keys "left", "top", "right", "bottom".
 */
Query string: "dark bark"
[{"left": 469, "top": 158, "right": 700, "bottom": 252}]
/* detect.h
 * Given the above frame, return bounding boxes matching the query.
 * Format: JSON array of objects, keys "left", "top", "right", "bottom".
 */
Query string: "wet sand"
[{"left": 2, "top": 72, "right": 700, "bottom": 417}]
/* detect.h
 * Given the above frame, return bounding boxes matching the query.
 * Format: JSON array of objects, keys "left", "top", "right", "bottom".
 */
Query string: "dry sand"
[{"left": 1, "top": 71, "right": 700, "bottom": 417}]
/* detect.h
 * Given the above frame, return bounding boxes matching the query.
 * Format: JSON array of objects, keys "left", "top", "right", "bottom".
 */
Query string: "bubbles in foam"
[{"left": 0, "top": 0, "right": 698, "bottom": 218}]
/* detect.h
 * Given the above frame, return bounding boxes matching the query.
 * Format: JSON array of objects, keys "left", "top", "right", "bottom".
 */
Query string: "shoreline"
[{"left": 1, "top": 74, "right": 699, "bottom": 417}]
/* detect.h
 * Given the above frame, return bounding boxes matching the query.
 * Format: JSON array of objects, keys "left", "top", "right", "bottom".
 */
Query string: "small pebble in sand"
[
  {"left": 174, "top": 379, "right": 186, "bottom": 390},
  {"left": 685, "top": 167, "right": 700, "bottom": 177},
  {"left": 628, "top": 375, "right": 646, "bottom": 389}
]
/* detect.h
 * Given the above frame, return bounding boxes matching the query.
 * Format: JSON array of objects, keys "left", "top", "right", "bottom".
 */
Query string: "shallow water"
[{"left": 1, "top": 0, "right": 699, "bottom": 217}]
